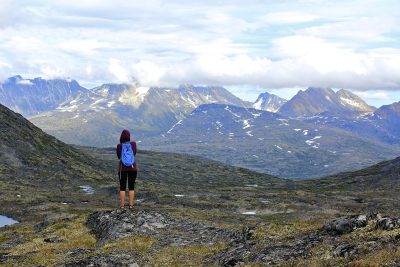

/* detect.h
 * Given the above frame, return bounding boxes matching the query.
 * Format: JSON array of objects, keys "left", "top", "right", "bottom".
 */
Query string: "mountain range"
[
  {"left": 0, "top": 75, "right": 87, "bottom": 116},
  {"left": 1, "top": 76, "right": 400, "bottom": 178},
  {"left": 143, "top": 103, "right": 399, "bottom": 178},
  {"left": 28, "top": 82, "right": 250, "bottom": 146}
]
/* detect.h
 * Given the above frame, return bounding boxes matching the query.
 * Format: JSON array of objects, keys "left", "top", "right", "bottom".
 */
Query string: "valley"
[
  {"left": 2, "top": 76, "right": 399, "bottom": 179},
  {"left": 0, "top": 103, "right": 399, "bottom": 266}
]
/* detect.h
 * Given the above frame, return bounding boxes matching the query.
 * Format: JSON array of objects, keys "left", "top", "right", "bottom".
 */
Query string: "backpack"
[{"left": 121, "top": 142, "right": 135, "bottom": 167}]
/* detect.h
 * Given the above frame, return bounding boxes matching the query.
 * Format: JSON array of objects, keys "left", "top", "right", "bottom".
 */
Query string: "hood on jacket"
[{"left": 120, "top": 129, "right": 131, "bottom": 143}]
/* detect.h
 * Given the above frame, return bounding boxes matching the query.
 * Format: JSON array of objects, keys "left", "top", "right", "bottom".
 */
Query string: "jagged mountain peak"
[
  {"left": 279, "top": 87, "right": 374, "bottom": 117},
  {"left": 0, "top": 76, "right": 88, "bottom": 116},
  {"left": 253, "top": 92, "right": 287, "bottom": 112},
  {"left": 336, "top": 89, "right": 376, "bottom": 112}
]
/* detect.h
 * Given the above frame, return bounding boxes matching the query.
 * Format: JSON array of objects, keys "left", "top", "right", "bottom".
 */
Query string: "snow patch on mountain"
[
  {"left": 224, "top": 106, "right": 241, "bottom": 118},
  {"left": 16, "top": 79, "right": 33, "bottom": 85},
  {"left": 215, "top": 121, "right": 223, "bottom": 129},
  {"left": 306, "top": 136, "right": 322, "bottom": 148},
  {"left": 242, "top": 120, "right": 251, "bottom": 129},
  {"left": 167, "top": 120, "right": 183, "bottom": 134},
  {"left": 118, "top": 86, "right": 149, "bottom": 108},
  {"left": 275, "top": 145, "right": 283, "bottom": 150},
  {"left": 339, "top": 96, "right": 363, "bottom": 108},
  {"left": 56, "top": 104, "right": 78, "bottom": 112},
  {"left": 182, "top": 95, "right": 197, "bottom": 107},
  {"left": 253, "top": 98, "right": 263, "bottom": 110}
]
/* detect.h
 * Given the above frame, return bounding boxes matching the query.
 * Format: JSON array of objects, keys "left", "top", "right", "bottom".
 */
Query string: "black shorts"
[{"left": 119, "top": 171, "right": 137, "bottom": 191}]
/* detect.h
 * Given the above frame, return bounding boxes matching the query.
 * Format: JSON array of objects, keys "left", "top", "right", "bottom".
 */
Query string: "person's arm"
[
  {"left": 132, "top": 142, "right": 139, "bottom": 171},
  {"left": 132, "top": 142, "right": 137, "bottom": 155},
  {"left": 116, "top": 144, "right": 121, "bottom": 159}
]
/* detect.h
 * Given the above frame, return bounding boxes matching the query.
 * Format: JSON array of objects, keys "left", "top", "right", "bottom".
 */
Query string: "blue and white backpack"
[{"left": 121, "top": 142, "right": 135, "bottom": 167}]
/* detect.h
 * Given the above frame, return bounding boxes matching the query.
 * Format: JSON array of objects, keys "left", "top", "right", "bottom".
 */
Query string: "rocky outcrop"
[
  {"left": 323, "top": 214, "right": 370, "bottom": 235},
  {"left": 209, "top": 232, "right": 322, "bottom": 266},
  {"left": 376, "top": 215, "right": 400, "bottom": 231},
  {"left": 323, "top": 213, "right": 400, "bottom": 235},
  {"left": 87, "top": 209, "right": 240, "bottom": 246},
  {"left": 58, "top": 211, "right": 400, "bottom": 266},
  {"left": 210, "top": 213, "right": 400, "bottom": 266}
]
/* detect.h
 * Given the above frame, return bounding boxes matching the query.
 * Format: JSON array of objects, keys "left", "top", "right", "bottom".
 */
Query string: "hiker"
[{"left": 116, "top": 129, "right": 138, "bottom": 209}]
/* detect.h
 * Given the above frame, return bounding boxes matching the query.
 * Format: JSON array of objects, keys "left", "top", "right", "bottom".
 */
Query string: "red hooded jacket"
[{"left": 116, "top": 129, "right": 138, "bottom": 172}]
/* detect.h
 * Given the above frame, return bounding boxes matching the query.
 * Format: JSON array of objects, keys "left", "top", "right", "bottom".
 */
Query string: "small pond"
[
  {"left": 80, "top": 185, "right": 95, "bottom": 195},
  {"left": 0, "top": 215, "right": 18, "bottom": 227},
  {"left": 241, "top": 211, "right": 257, "bottom": 215}
]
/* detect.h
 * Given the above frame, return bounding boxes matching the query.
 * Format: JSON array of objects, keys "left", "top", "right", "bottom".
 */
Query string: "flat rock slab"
[{"left": 87, "top": 209, "right": 239, "bottom": 246}]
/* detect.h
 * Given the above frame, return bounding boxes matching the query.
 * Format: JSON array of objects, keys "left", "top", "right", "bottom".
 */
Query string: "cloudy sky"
[{"left": 0, "top": 0, "right": 399, "bottom": 106}]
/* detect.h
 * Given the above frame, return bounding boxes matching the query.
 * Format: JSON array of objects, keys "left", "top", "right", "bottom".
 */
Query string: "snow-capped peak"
[
  {"left": 253, "top": 92, "right": 287, "bottom": 112},
  {"left": 336, "top": 89, "right": 375, "bottom": 112}
]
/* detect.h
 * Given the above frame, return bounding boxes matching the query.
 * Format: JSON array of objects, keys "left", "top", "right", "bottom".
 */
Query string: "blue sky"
[{"left": 0, "top": 0, "right": 399, "bottom": 106}]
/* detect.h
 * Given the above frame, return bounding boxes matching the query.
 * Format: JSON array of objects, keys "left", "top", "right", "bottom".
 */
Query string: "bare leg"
[
  {"left": 120, "top": 191, "right": 125, "bottom": 208},
  {"left": 129, "top": 190, "right": 135, "bottom": 208}
]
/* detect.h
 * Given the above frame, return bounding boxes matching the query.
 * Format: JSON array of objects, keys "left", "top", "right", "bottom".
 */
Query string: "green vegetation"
[{"left": 149, "top": 243, "right": 226, "bottom": 267}]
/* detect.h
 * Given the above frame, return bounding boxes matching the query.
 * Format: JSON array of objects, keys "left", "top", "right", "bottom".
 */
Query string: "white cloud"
[
  {"left": 59, "top": 39, "right": 109, "bottom": 56},
  {"left": 353, "top": 91, "right": 389, "bottom": 100},
  {"left": 0, "top": 0, "right": 398, "bottom": 97},
  {"left": 40, "top": 65, "right": 67, "bottom": 79},
  {"left": 261, "top": 11, "right": 319, "bottom": 24},
  {"left": 132, "top": 60, "right": 166, "bottom": 86},
  {"left": 108, "top": 58, "right": 131, "bottom": 83},
  {"left": 299, "top": 16, "right": 397, "bottom": 42}
]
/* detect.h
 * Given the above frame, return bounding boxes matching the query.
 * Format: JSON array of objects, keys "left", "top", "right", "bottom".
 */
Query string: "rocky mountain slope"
[
  {"left": 0, "top": 75, "right": 87, "bottom": 116},
  {"left": 142, "top": 103, "right": 400, "bottom": 179},
  {"left": 29, "top": 83, "right": 250, "bottom": 146},
  {"left": 302, "top": 101, "right": 400, "bottom": 145},
  {"left": 0, "top": 103, "right": 109, "bottom": 188},
  {"left": 252, "top": 92, "right": 287, "bottom": 112},
  {"left": 278, "top": 87, "right": 375, "bottom": 117}
]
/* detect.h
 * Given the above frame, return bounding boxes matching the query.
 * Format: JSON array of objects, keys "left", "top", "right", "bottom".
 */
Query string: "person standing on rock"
[{"left": 116, "top": 129, "right": 138, "bottom": 209}]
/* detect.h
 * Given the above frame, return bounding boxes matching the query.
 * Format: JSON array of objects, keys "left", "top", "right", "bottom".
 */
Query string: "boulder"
[
  {"left": 323, "top": 214, "right": 370, "bottom": 235},
  {"left": 376, "top": 215, "right": 400, "bottom": 231}
]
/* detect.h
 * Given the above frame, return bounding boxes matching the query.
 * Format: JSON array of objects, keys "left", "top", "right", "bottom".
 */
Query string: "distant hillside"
[
  {"left": 302, "top": 101, "right": 400, "bottom": 145},
  {"left": 0, "top": 75, "right": 88, "bottom": 116},
  {"left": 303, "top": 155, "right": 400, "bottom": 190},
  {"left": 0, "top": 103, "right": 107, "bottom": 185},
  {"left": 278, "top": 87, "right": 375, "bottom": 117},
  {"left": 142, "top": 103, "right": 400, "bottom": 179}
]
